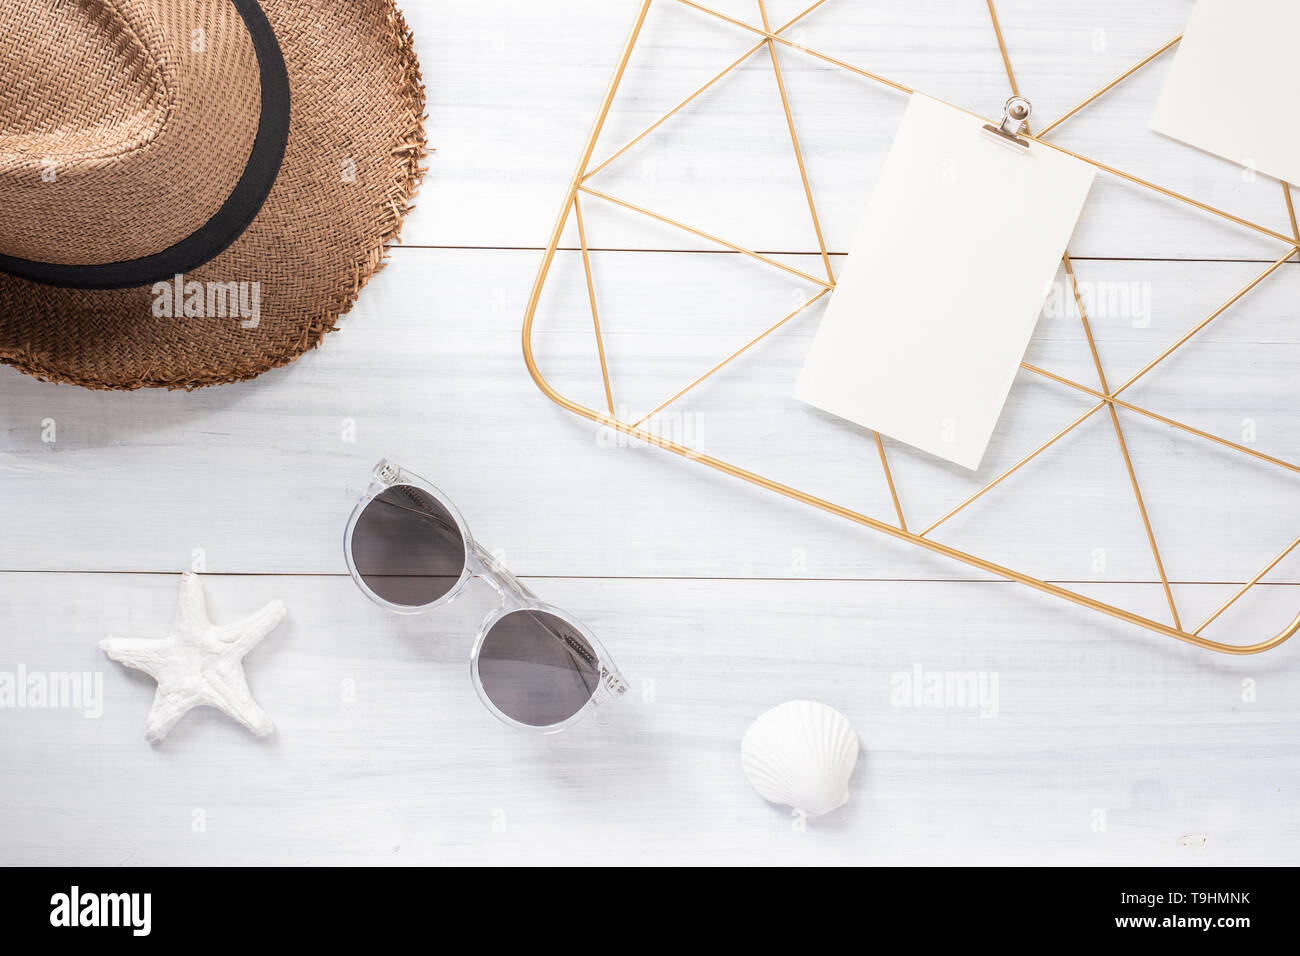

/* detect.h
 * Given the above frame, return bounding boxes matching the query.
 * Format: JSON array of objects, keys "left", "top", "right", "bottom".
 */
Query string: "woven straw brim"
[{"left": 0, "top": 0, "right": 427, "bottom": 390}]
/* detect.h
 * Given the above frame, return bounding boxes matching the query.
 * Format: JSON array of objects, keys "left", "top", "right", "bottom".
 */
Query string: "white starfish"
[{"left": 100, "top": 572, "right": 286, "bottom": 743}]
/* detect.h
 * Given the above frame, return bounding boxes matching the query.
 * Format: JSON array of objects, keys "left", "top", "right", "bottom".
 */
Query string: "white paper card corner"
[
  {"left": 1151, "top": 0, "right": 1300, "bottom": 185},
  {"left": 793, "top": 93, "right": 1095, "bottom": 471}
]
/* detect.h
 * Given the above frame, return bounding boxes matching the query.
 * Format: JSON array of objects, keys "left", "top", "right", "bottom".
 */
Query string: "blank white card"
[
  {"left": 794, "top": 94, "right": 1094, "bottom": 470},
  {"left": 1151, "top": 0, "right": 1300, "bottom": 187}
]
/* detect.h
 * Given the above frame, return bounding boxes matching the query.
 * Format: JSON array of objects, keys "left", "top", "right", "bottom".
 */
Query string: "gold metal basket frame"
[{"left": 522, "top": 0, "right": 1300, "bottom": 655}]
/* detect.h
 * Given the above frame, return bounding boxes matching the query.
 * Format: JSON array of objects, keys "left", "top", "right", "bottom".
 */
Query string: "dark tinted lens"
[
  {"left": 351, "top": 485, "right": 466, "bottom": 606},
  {"left": 478, "top": 610, "right": 601, "bottom": 727}
]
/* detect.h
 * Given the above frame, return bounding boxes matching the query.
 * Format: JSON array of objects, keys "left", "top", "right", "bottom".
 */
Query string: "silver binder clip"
[{"left": 981, "top": 96, "right": 1032, "bottom": 152}]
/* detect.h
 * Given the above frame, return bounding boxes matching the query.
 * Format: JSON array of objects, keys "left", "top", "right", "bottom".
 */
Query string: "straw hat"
[{"left": 0, "top": 0, "right": 427, "bottom": 389}]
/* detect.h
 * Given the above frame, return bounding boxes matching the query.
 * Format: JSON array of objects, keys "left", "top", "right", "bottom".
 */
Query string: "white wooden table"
[{"left": 2, "top": 0, "right": 1298, "bottom": 866}]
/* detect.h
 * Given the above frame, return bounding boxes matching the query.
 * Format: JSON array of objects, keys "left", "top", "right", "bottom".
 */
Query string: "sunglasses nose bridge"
[{"left": 468, "top": 541, "right": 536, "bottom": 604}]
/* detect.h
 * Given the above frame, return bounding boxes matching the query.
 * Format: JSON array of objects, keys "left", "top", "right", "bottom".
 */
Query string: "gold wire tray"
[{"left": 523, "top": 0, "right": 1300, "bottom": 655}]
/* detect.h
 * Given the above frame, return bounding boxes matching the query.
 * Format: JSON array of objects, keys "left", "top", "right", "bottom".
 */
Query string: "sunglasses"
[{"left": 344, "top": 460, "right": 627, "bottom": 732}]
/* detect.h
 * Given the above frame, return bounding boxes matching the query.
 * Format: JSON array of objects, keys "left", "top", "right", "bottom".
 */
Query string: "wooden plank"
[
  {"left": 402, "top": 0, "right": 1300, "bottom": 260},
  {"left": 1, "top": 573, "right": 1294, "bottom": 865},
  {"left": 2, "top": 251, "right": 1294, "bottom": 618}
]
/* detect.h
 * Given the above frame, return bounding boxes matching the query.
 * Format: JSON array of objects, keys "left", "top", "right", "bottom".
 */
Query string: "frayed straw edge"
[{"left": 1, "top": 0, "right": 429, "bottom": 391}]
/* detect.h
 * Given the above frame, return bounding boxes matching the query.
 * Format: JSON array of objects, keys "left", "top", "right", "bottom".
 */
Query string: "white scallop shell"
[{"left": 741, "top": 700, "right": 860, "bottom": 816}]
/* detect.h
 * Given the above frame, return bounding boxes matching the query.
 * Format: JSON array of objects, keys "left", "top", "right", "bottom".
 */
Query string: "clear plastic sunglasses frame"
[{"left": 344, "top": 459, "right": 627, "bottom": 733}]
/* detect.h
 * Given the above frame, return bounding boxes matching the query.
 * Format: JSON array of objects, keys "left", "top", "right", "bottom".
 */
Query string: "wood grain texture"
[{"left": 0, "top": 0, "right": 1296, "bottom": 866}]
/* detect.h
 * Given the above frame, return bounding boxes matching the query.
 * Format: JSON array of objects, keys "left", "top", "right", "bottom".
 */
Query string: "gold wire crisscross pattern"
[{"left": 523, "top": 0, "right": 1300, "bottom": 654}]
